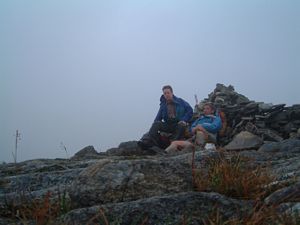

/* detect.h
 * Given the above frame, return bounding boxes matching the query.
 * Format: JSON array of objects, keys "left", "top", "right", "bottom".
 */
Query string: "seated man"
[
  {"left": 138, "top": 85, "right": 193, "bottom": 149},
  {"left": 165, "top": 102, "right": 222, "bottom": 152},
  {"left": 190, "top": 102, "right": 222, "bottom": 146}
]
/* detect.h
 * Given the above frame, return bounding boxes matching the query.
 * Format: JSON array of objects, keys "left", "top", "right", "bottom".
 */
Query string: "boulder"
[
  {"left": 278, "top": 202, "right": 300, "bottom": 216},
  {"left": 61, "top": 192, "right": 252, "bottom": 225},
  {"left": 265, "top": 181, "right": 300, "bottom": 205},
  {"left": 258, "top": 139, "right": 300, "bottom": 153},
  {"left": 225, "top": 131, "right": 263, "bottom": 151},
  {"left": 69, "top": 157, "right": 192, "bottom": 208},
  {"left": 72, "top": 145, "right": 100, "bottom": 159},
  {"left": 68, "top": 151, "right": 218, "bottom": 208},
  {"left": 106, "top": 141, "right": 162, "bottom": 156},
  {"left": 194, "top": 84, "right": 300, "bottom": 145}
]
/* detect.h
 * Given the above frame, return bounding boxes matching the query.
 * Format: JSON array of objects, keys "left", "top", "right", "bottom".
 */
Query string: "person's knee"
[
  {"left": 165, "top": 143, "right": 177, "bottom": 153},
  {"left": 196, "top": 130, "right": 204, "bottom": 136}
]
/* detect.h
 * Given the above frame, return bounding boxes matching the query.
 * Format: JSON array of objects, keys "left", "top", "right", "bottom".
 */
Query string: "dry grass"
[
  {"left": 202, "top": 203, "right": 300, "bottom": 225},
  {"left": 2, "top": 189, "right": 71, "bottom": 225},
  {"left": 193, "top": 152, "right": 300, "bottom": 224},
  {"left": 193, "top": 153, "right": 274, "bottom": 200},
  {"left": 85, "top": 207, "right": 149, "bottom": 225}
]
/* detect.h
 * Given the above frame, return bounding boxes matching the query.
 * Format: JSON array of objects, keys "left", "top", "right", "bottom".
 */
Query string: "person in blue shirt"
[
  {"left": 165, "top": 102, "right": 222, "bottom": 152},
  {"left": 138, "top": 85, "right": 193, "bottom": 150},
  {"left": 190, "top": 102, "right": 222, "bottom": 146}
]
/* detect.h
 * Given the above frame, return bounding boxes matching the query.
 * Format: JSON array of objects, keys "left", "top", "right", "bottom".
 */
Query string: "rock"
[
  {"left": 225, "top": 131, "right": 263, "bottom": 150},
  {"left": 257, "top": 129, "right": 283, "bottom": 142},
  {"left": 0, "top": 218, "right": 15, "bottom": 225},
  {"left": 69, "top": 156, "right": 192, "bottom": 207},
  {"left": 106, "top": 141, "right": 154, "bottom": 156},
  {"left": 106, "top": 147, "right": 144, "bottom": 156},
  {"left": 118, "top": 141, "right": 138, "bottom": 149},
  {"left": 258, "top": 142, "right": 280, "bottom": 153},
  {"left": 72, "top": 145, "right": 100, "bottom": 159},
  {"left": 61, "top": 192, "right": 252, "bottom": 225},
  {"left": 68, "top": 151, "right": 218, "bottom": 208},
  {"left": 258, "top": 102, "right": 273, "bottom": 112},
  {"left": 194, "top": 84, "right": 300, "bottom": 145},
  {"left": 106, "top": 141, "right": 164, "bottom": 156},
  {"left": 265, "top": 181, "right": 300, "bottom": 205},
  {"left": 278, "top": 202, "right": 300, "bottom": 216},
  {"left": 0, "top": 158, "right": 97, "bottom": 210},
  {"left": 258, "top": 139, "right": 300, "bottom": 153},
  {"left": 241, "top": 139, "right": 300, "bottom": 182}
]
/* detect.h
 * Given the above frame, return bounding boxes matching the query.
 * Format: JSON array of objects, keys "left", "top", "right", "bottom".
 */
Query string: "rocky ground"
[{"left": 1, "top": 84, "right": 299, "bottom": 225}]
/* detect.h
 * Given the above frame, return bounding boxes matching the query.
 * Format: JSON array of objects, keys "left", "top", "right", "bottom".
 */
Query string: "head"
[
  {"left": 203, "top": 102, "right": 215, "bottom": 116},
  {"left": 162, "top": 85, "right": 173, "bottom": 102}
]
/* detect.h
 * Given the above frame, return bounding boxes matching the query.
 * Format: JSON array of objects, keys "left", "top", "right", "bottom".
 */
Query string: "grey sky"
[{"left": 1, "top": 0, "right": 299, "bottom": 162}]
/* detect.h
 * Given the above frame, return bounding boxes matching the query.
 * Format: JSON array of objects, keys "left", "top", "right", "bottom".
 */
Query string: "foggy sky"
[{"left": 1, "top": 0, "right": 299, "bottom": 163}]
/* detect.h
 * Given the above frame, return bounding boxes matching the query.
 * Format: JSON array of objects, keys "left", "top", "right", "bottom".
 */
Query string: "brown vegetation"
[{"left": 193, "top": 152, "right": 274, "bottom": 199}]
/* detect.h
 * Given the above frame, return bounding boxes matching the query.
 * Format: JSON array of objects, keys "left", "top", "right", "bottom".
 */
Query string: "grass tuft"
[
  {"left": 202, "top": 203, "right": 300, "bottom": 225},
  {"left": 193, "top": 153, "right": 274, "bottom": 200},
  {"left": 2, "top": 188, "right": 71, "bottom": 225}
]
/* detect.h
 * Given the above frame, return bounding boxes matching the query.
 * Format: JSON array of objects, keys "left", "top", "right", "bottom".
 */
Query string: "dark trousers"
[{"left": 141, "top": 121, "right": 186, "bottom": 148}]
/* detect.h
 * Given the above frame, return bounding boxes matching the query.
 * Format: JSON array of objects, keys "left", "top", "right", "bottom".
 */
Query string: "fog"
[{"left": 1, "top": 0, "right": 299, "bottom": 162}]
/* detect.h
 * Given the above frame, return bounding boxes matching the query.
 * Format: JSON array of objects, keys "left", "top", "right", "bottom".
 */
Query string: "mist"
[{"left": 1, "top": 0, "right": 299, "bottom": 162}]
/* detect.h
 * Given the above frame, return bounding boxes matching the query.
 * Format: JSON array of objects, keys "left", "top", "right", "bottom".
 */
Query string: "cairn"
[{"left": 194, "top": 83, "right": 300, "bottom": 145}]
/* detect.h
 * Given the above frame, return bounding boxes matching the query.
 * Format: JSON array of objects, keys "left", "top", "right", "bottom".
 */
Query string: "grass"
[
  {"left": 86, "top": 208, "right": 149, "bottom": 225},
  {"left": 202, "top": 203, "right": 300, "bottom": 225},
  {"left": 193, "top": 153, "right": 274, "bottom": 200},
  {"left": 1, "top": 188, "right": 71, "bottom": 225},
  {"left": 193, "top": 151, "right": 300, "bottom": 224}
]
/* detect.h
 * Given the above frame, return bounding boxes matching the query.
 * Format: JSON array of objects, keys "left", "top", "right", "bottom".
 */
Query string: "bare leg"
[
  {"left": 195, "top": 131, "right": 208, "bottom": 147},
  {"left": 165, "top": 140, "right": 193, "bottom": 153}
]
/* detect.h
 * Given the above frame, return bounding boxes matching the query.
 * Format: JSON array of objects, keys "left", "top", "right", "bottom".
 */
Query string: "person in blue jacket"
[
  {"left": 138, "top": 85, "right": 193, "bottom": 150},
  {"left": 165, "top": 102, "right": 222, "bottom": 152},
  {"left": 190, "top": 102, "right": 222, "bottom": 146}
]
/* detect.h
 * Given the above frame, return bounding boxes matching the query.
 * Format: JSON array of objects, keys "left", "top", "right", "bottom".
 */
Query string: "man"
[
  {"left": 190, "top": 102, "right": 222, "bottom": 146},
  {"left": 138, "top": 85, "right": 193, "bottom": 149},
  {"left": 165, "top": 102, "right": 222, "bottom": 152}
]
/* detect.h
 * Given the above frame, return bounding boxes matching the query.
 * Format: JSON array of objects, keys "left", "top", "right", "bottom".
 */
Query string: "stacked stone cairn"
[{"left": 194, "top": 83, "right": 300, "bottom": 145}]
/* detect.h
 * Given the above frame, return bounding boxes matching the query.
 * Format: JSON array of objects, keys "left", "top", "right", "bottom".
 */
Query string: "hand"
[{"left": 178, "top": 121, "right": 187, "bottom": 126}]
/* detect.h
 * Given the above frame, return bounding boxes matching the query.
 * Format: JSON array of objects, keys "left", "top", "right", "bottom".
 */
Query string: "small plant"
[
  {"left": 202, "top": 204, "right": 300, "bottom": 225},
  {"left": 60, "top": 142, "right": 69, "bottom": 158},
  {"left": 193, "top": 153, "right": 274, "bottom": 200},
  {"left": 86, "top": 208, "right": 149, "bottom": 225},
  {"left": 2, "top": 188, "right": 71, "bottom": 225}
]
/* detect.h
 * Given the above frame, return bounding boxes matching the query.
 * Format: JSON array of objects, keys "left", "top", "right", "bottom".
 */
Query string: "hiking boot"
[{"left": 204, "top": 143, "right": 216, "bottom": 151}]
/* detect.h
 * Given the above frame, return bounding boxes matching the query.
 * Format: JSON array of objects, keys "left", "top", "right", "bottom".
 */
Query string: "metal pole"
[{"left": 14, "top": 130, "right": 20, "bottom": 163}]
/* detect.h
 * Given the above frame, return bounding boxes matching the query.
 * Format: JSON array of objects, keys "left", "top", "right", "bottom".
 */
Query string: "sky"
[{"left": 1, "top": 0, "right": 299, "bottom": 163}]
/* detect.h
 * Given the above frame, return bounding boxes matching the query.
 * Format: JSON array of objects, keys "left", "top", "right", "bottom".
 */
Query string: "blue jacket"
[
  {"left": 191, "top": 114, "right": 222, "bottom": 134},
  {"left": 155, "top": 95, "right": 193, "bottom": 123}
]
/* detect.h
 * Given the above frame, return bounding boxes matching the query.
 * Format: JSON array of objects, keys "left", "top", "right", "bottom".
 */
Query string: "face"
[
  {"left": 203, "top": 105, "right": 214, "bottom": 115},
  {"left": 163, "top": 88, "right": 173, "bottom": 102}
]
